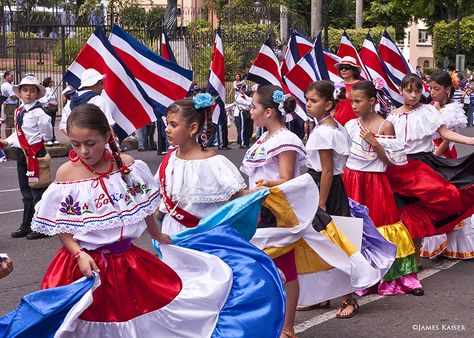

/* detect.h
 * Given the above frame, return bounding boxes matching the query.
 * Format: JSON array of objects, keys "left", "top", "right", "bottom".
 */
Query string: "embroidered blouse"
[
  {"left": 31, "top": 160, "right": 158, "bottom": 249},
  {"left": 155, "top": 152, "right": 246, "bottom": 235},
  {"left": 345, "top": 118, "right": 407, "bottom": 172},
  {"left": 241, "top": 128, "right": 309, "bottom": 189}
]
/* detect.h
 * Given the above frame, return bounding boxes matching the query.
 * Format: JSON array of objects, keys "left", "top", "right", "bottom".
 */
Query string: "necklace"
[
  {"left": 317, "top": 115, "right": 332, "bottom": 125},
  {"left": 177, "top": 147, "right": 194, "bottom": 160},
  {"left": 358, "top": 117, "right": 379, "bottom": 133},
  {"left": 80, "top": 157, "right": 114, "bottom": 176}
]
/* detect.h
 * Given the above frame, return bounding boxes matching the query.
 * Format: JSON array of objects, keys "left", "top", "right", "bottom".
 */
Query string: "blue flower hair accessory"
[
  {"left": 272, "top": 90, "right": 284, "bottom": 104},
  {"left": 192, "top": 93, "right": 215, "bottom": 109}
]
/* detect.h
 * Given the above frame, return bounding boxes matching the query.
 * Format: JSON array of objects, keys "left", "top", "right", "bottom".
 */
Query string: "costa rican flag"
[
  {"left": 323, "top": 49, "right": 343, "bottom": 83},
  {"left": 284, "top": 34, "right": 329, "bottom": 107},
  {"left": 206, "top": 26, "right": 226, "bottom": 123},
  {"left": 280, "top": 29, "right": 314, "bottom": 78},
  {"left": 109, "top": 25, "right": 193, "bottom": 116},
  {"left": 161, "top": 28, "right": 177, "bottom": 63},
  {"left": 337, "top": 31, "right": 370, "bottom": 80},
  {"left": 63, "top": 26, "right": 157, "bottom": 135},
  {"left": 359, "top": 33, "right": 403, "bottom": 107}
]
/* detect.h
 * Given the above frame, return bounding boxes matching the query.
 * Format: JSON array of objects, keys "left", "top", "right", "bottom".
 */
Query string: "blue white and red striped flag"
[
  {"left": 284, "top": 34, "right": 329, "bottom": 107},
  {"left": 323, "top": 49, "right": 343, "bottom": 83},
  {"left": 161, "top": 28, "right": 177, "bottom": 63},
  {"left": 63, "top": 26, "right": 157, "bottom": 135},
  {"left": 109, "top": 25, "right": 193, "bottom": 116},
  {"left": 337, "top": 31, "right": 370, "bottom": 80},
  {"left": 206, "top": 26, "right": 226, "bottom": 123},
  {"left": 360, "top": 33, "right": 403, "bottom": 106},
  {"left": 280, "top": 29, "right": 314, "bottom": 79}
]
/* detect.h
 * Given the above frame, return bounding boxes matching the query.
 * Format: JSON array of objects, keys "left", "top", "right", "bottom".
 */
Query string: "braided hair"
[
  {"left": 66, "top": 103, "right": 131, "bottom": 176},
  {"left": 166, "top": 98, "right": 213, "bottom": 149}
]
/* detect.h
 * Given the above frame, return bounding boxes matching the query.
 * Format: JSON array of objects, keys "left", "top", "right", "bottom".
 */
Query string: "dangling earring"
[
  {"left": 69, "top": 149, "right": 79, "bottom": 162},
  {"left": 103, "top": 149, "right": 111, "bottom": 161}
]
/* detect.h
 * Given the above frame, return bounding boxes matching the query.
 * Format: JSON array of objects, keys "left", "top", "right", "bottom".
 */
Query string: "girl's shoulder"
[{"left": 195, "top": 148, "right": 217, "bottom": 160}]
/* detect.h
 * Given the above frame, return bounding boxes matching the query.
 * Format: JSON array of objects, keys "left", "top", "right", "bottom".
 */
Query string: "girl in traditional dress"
[
  {"left": 386, "top": 74, "right": 474, "bottom": 263},
  {"left": 31, "top": 103, "right": 284, "bottom": 337},
  {"left": 342, "top": 80, "right": 423, "bottom": 296},
  {"left": 421, "top": 71, "right": 474, "bottom": 259},
  {"left": 302, "top": 80, "right": 362, "bottom": 316},
  {"left": 155, "top": 93, "right": 247, "bottom": 235},
  {"left": 241, "top": 85, "right": 308, "bottom": 337}
]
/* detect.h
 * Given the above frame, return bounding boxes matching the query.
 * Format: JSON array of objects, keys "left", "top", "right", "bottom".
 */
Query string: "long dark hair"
[
  {"left": 255, "top": 85, "right": 295, "bottom": 122},
  {"left": 166, "top": 98, "right": 213, "bottom": 149},
  {"left": 67, "top": 103, "right": 130, "bottom": 176},
  {"left": 305, "top": 80, "right": 346, "bottom": 111}
]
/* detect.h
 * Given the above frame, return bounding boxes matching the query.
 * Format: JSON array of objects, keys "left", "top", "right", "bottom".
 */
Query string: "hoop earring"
[
  {"left": 103, "top": 149, "right": 111, "bottom": 161},
  {"left": 69, "top": 149, "right": 79, "bottom": 162}
]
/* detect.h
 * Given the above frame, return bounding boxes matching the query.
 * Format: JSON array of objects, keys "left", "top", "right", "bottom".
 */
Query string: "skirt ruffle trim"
[
  {"left": 382, "top": 255, "right": 419, "bottom": 282},
  {"left": 356, "top": 273, "right": 422, "bottom": 296}
]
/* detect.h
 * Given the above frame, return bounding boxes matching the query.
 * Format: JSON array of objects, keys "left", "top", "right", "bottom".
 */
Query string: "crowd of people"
[{"left": 0, "top": 58, "right": 474, "bottom": 337}]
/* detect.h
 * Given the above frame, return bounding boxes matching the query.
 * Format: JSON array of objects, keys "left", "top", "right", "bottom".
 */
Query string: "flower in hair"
[
  {"left": 192, "top": 93, "right": 215, "bottom": 109},
  {"left": 272, "top": 90, "right": 284, "bottom": 104},
  {"left": 373, "top": 77, "right": 385, "bottom": 90}
]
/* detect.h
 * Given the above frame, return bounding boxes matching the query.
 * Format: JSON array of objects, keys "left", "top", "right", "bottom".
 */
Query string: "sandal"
[
  {"left": 335, "top": 299, "right": 359, "bottom": 319},
  {"left": 282, "top": 330, "right": 298, "bottom": 338},
  {"left": 296, "top": 300, "right": 330, "bottom": 311}
]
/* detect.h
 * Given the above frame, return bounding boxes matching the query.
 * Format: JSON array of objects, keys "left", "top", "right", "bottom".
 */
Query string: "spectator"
[
  {"left": 40, "top": 77, "right": 59, "bottom": 145},
  {"left": 1, "top": 70, "right": 18, "bottom": 138}
]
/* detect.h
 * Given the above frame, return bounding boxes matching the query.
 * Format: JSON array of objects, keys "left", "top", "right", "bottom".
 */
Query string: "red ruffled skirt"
[
  {"left": 386, "top": 159, "right": 474, "bottom": 238},
  {"left": 41, "top": 244, "right": 183, "bottom": 322},
  {"left": 433, "top": 137, "right": 457, "bottom": 159},
  {"left": 342, "top": 168, "right": 400, "bottom": 227}
]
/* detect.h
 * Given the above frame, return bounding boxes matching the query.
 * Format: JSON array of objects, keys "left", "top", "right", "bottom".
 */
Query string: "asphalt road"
[{"left": 0, "top": 127, "right": 473, "bottom": 337}]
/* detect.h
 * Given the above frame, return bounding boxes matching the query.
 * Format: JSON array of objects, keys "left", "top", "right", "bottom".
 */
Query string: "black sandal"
[{"left": 335, "top": 299, "right": 359, "bottom": 319}]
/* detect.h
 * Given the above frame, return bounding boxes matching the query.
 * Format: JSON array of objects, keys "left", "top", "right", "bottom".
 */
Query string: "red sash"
[
  {"left": 159, "top": 147, "right": 200, "bottom": 228},
  {"left": 15, "top": 108, "right": 44, "bottom": 180}
]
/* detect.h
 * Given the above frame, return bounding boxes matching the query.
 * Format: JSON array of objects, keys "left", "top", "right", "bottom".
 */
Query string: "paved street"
[{"left": 0, "top": 127, "right": 473, "bottom": 337}]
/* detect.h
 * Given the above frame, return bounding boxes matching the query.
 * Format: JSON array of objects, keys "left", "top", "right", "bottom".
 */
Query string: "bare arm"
[
  {"left": 145, "top": 214, "right": 171, "bottom": 243},
  {"left": 360, "top": 128, "right": 392, "bottom": 165},
  {"left": 255, "top": 150, "right": 297, "bottom": 187},
  {"left": 438, "top": 125, "right": 474, "bottom": 146},
  {"left": 433, "top": 138, "right": 450, "bottom": 157},
  {"left": 58, "top": 233, "right": 99, "bottom": 278}
]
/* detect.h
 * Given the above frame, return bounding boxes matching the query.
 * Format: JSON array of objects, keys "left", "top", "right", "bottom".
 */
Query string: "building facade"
[{"left": 400, "top": 20, "right": 434, "bottom": 70}]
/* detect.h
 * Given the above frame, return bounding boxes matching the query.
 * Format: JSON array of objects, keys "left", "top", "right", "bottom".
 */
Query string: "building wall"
[{"left": 400, "top": 20, "right": 434, "bottom": 70}]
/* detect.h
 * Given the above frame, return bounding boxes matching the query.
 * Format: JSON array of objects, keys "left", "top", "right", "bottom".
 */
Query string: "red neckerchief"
[
  {"left": 15, "top": 107, "right": 44, "bottom": 180},
  {"left": 159, "top": 147, "right": 200, "bottom": 228}
]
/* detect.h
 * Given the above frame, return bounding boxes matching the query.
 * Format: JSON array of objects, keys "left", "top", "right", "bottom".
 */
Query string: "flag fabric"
[
  {"left": 247, "top": 38, "right": 290, "bottom": 91},
  {"left": 337, "top": 31, "right": 370, "bottom": 80},
  {"left": 63, "top": 26, "right": 157, "bottom": 135},
  {"left": 378, "top": 29, "right": 413, "bottom": 86},
  {"left": 323, "top": 49, "right": 343, "bottom": 84},
  {"left": 360, "top": 33, "right": 403, "bottom": 107},
  {"left": 284, "top": 34, "right": 329, "bottom": 108},
  {"left": 280, "top": 29, "right": 314, "bottom": 78},
  {"left": 378, "top": 29, "right": 430, "bottom": 97},
  {"left": 160, "top": 28, "right": 177, "bottom": 63},
  {"left": 206, "top": 26, "right": 226, "bottom": 124},
  {"left": 109, "top": 25, "right": 193, "bottom": 117}
]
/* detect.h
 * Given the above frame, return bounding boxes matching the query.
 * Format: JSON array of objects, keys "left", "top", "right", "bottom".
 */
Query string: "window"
[
  {"left": 418, "top": 29, "right": 428, "bottom": 43},
  {"left": 423, "top": 60, "right": 430, "bottom": 68}
]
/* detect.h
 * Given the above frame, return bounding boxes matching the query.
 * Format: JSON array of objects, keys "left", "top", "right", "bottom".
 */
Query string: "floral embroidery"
[
  {"left": 82, "top": 203, "right": 92, "bottom": 214},
  {"left": 60, "top": 195, "right": 81, "bottom": 216},
  {"left": 127, "top": 182, "right": 150, "bottom": 196}
]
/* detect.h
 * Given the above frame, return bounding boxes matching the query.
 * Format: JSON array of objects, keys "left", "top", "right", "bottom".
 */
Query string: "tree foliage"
[{"left": 432, "top": 15, "right": 474, "bottom": 69}]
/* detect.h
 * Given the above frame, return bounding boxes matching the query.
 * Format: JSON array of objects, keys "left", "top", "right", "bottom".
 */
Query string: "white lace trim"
[{"left": 441, "top": 102, "right": 468, "bottom": 131}]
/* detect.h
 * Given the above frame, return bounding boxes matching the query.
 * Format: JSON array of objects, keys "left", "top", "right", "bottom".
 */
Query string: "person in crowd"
[
  {"left": 154, "top": 93, "right": 246, "bottom": 235},
  {"left": 241, "top": 85, "right": 308, "bottom": 337},
  {"left": 59, "top": 86, "right": 76, "bottom": 134},
  {"left": 421, "top": 71, "right": 474, "bottom": 260},
  {"left": 234, "top": 83, "right": 253, "bottom": 149},
  {"left": 385, "top": 74, "right": 474, "bottom": 265},
  {"left": 0, "top": 253, "right": 13, "bottom": 279},
  {"left": 137, "top": 123, "right": 156, "bottom": 152},
  {"left": 0, "top": 75, "right": 52, "bottom": 240},
  {"left": 40, "top": 77, "right": 59, "bottom": 145},
  {"left": 343, "top": 80, "right": 423, "bottom": 296},
  {"left": 1, "top": 70, "right": 19, "bottom": 138},
  {"left": 333, "top": 56, "right": 362, "bottom": 126}
]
